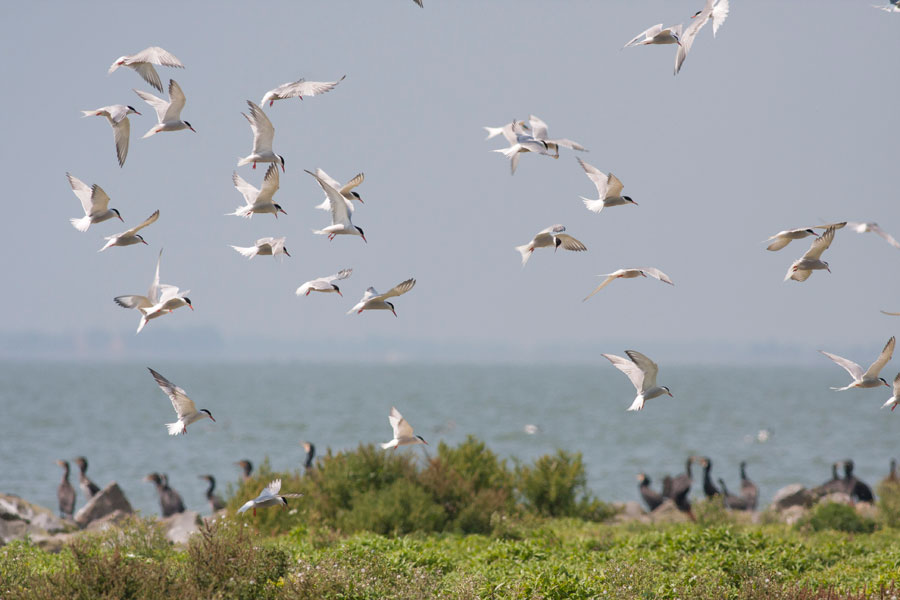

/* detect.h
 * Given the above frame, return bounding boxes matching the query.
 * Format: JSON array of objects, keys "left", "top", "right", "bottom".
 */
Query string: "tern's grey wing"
[
  {"left": 625, "top": 350, "right": 659, "bottom": 390},
  {"left": 134, "top": 88, "right": 169, "bottom": 122},
  {"left": 602, "top": 353, "right": 645, "bottom": 393},
  {"left": 864, "top": 336, "right": 896, "bottom": 379},
  {"left": 820, "top": 350, "right": 864, "bottom": 381},
  {"left": 606, "top": 174, "right": 624, "bottom": 197},
  {"left": 870, "top": 224, "right": 900, "bottom": 248},
  {"left": 89, "top": 184, "right": 112, "bottom": 214},
  {"left": 378, "top": 278, "right": 416, "bottom": 300},
  {"left": 528, "top": 115, "right": 550, "bottom": 140},
  {"left": 131, "top": 63, "right": 164, "bottom": 92},
  {"left": 148, "top": 368, "right": 198, "bottom": 419},
  {"left": 305, "top": 169, "right": 351, "bottom": 226},
  {"left": 555, "top": 234, "right": 587, "bottom": 252},
  {"left": 324, "top": 268, "right": 353, "bottom": 283},
  {"left": 582, "top": 275, "right": 617, "bottom": 301},
  {"left": 232, "top": 172, "right": 259, "bottom": 205},
  {"left": 114, "top": 295, "right": 152, "bottom": 310},
  {"left": 624, "top": 23, "right": 663, "bottom": 48},
  {"left": 67, "top": 173, "right": 94, "bottom": 214},
  {"left": 163, "top": 79, "right": 187, "bottom": 122},
  {"left": 577, "top": 158, "right": 608, "bottom": 197},
  {"left": 548, "top": 138, "right": 587, "bottom": 152},
  {"left": 112, "top": 118, "right": 130, "bottom": 167},
  {"left": 340, "top": 173, "right": 365, "bottom": 193},
  {"left": 388, "top": 406, "right": 404, "bottom": 438},
  {"left": 122, "top": 210, "right": 160, "bottom": 236},
  {"left": 711, "top": 0, "right": 730, "bottom": 37},
  {"left": 290, "top": 76, "right": 346, "bottom": 98},
  {"left": 802, "top": 226, "right": 835, "bottom": 260},
  {"left": 147, "top": 250, "right": 163, "bottom": 302},
  {"left": 245, "top": 101, "right": 275, "bottom": 153},
  {"left": 258, "top": 163, "right": 280, "bottom": 200},
  {"left": 893, "top": 372, "right": 900, "bottom": 397},
  {"left": 128, "top": 46, "right": 184, "bottom": 68},
  {"left": 640, "top": 267, "right": 674, "bottom": 285}
]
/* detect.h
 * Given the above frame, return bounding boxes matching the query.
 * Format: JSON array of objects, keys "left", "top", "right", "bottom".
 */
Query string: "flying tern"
[
  {"left": 306, "top": 169, "right": 366, "bottom": 242},
  {"left": 381, "top": 406, "right": 428, "bottom": 449},
  {"left": 674, "top": 0, "right": 719, "bottom": 75},
  {"left": 583, "top": 268, "right": 673, "bottom": 302},
  {"left": 784, "top": 224, "right": 839, "bottom": 282},
  {"left": 348, "top": 278, "right": 416, "bottom": 316},
  {"left": 846, "top": 222, "right": 900, "bottom": 249},
  {"left": 515, "top": 225, "right": 587, "bottom": 267},
  {"left": 764, "top": 227, "right": 819, "bottom": 251},
  {"left": 882, "top": 373, "right": 900, "bottom": 411},
  {"left": 67, "top": 173, "right": 122, "bottom": 232},
  {"left": 484, "top": 120, "right": 529, "bottom": 144},
  {"left": 114, "top": 250, "right": 193, "bottom": 333},
  {"left": 577, "top": 158, "right": 637, "bottom": 213},
  {"left": 296, "top": 268, "right": 352, "bottom": 297},
  {"left": 820, "top": 336, "right": 895, "bottom": 391},
  {"left": 526, "top": 114, "right": 587, "bottom": 158},
  {"left": 493, "top": 121, "right": 556, "bottom": 174},
  {"left": 99, "top": 209, "right": 159, "bottom": 251},
  {"left": 231, "top": 237, "right": 290, "bottom": 259},
  {"left": 81, "top": 104, "right": 140, "bottom": 167},
  {"left": 237, "top": 479, "right": 302, "bottom": 516},
  {"left": 261, "top": 75, "right": 345, "bottom": 107},
  {"left": 874, "top": 0, "right": 900, "bottom": 11},
  {"left": 108, "top": 46, "right": 184, "bottom": 92},
  {"left": 692, "top": 0, "right": 729, "bottom": 37},
  {"left": 237, "top": 101, "right": 284, "bottom": 172},
  {"left": 602, "top": 350, "right": 673, "bottom": 411},
  {"left": 312, "top": 169, "right": 365, "bottom": 213},
  {"left": 623, "top": 23, "right": 683, "bottom": 48},
  {"left": 227, "top": 163, "right": 285, "bottom": 218},
  {"left": 133, "top": 79, "right": 195, "bottom": 138},
  {"left": 147, "top": 368, "right": 215, "bottom": 435}
]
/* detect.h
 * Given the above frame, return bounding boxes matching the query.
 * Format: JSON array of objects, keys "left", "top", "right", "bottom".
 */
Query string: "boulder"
[
  {"left": 160, "top": 510, "right": 201, "bottom": 545},
  {"left": 855, "top": 501, "right": 878, "bottom": 520},
  {"left": 0, "top": 493, "right": 66, "bottom": 533},
  {"left": 84, "top": 510, "right": 134, "bottom": 532},
  {"left": 74, "top": 482, "right": 133, "bottom": 528},
  {"left": 770, "top": 484, "right": 815, "bottom": 510},
  {"left": 779, "top": 505, "right": 808, "bottom": 526},
  {"left": 818, "top": 492, "right": 852, "bottom": 506},
  {"left": 611, "top": 501, "right": 650, "bottom": 524}
]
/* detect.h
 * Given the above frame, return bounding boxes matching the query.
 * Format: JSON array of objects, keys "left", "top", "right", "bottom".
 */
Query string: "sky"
[{"left": 2, "top": 0, "right": 900, "bottom": 364}]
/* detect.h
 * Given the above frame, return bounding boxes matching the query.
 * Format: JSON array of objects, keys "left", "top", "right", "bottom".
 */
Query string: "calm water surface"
[{"left": 1, "top": 361, "right": 894, "bottom": 517}]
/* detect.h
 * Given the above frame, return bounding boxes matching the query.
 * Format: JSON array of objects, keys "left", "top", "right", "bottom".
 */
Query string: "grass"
[{"left": 3, "top": 517, "right": 900, "bottom": 599}]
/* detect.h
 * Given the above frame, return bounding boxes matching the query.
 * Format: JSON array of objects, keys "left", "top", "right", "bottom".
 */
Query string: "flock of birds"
[{"left": 53, "top": 0, "right": 900, "bottom": 519}]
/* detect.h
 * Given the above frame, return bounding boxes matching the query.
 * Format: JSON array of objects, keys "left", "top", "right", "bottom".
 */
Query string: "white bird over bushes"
[
  {"left": 602, "top": 350, "right": 673, "bottom": 411},
  {"left": 820, "top": 336, "right": 895, "bottom": 391},
  {"left": 147, "top": 368, "right": 215, "bottom": 435},
  {"left": 381, "top": 407, "right": 428, "bottom": 449},
  {"left": 237, "top": 479, "right": 302, "bottom": 516}
]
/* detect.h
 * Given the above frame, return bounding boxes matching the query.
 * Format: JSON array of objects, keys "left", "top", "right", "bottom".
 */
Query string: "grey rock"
[
  {"left": 160, "top": 510, "right": 201, "bottom": 545},
  {"left": 818, "top": 492, "right": 852, "bottom": 506},
  {"left": 780, "top": 505, "right": 808, "bottom": 526},
  {"left": 0, "top": 493, "right": 66, "bottom": 533},
  {"left": 74, "top": 482, "right": 133, "bottom": 528},
  {"left": 650, "top": 498, "right": 692, "bottom": 523},
  {"left": 770, "top": 484, "right": 815, "bottom": 510},
  {"left": 84, "top": 510, "right": 133, "bottom": 532}
]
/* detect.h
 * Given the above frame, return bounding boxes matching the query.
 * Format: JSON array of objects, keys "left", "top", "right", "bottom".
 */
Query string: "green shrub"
[
  {"left": 876, "top": 480, "right": 900, "bottom": 528},
  {"left": 336, "top": 478, "right": 447, "bottom": 535},
  {"left": 800, "top": 502, "right": 876, "bottom": 534},
  {"left": 515, "top": 449, "right": 613, "bottom": 520}
]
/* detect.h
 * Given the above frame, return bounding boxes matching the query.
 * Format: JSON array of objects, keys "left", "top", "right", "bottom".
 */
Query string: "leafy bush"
[
  {"left": 515, "top": 449, "right": 614, "bottom": 520},
  {"left": 876, "top": 480, "right": 900, "bottom": 528},
  {"left": 800, "top": 502, "right": 876, "bottom": 534}
]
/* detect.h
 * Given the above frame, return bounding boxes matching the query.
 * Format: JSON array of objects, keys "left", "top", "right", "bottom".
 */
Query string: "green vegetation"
[{"left": 4, "top": 439, "right": 900, "bottom": 598}]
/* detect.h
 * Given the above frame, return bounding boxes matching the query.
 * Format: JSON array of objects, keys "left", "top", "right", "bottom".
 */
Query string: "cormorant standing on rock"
[
  {"left": 718, "top": 478, "right": 753, "bottom": 510},
  {"left": 699, "top": 457, "right": 720, "bottom": 498},
  {"left": 637, "top": 473, "right": 664, "bottom": 511},
  {"left": 302, "top": 441, "right": 316, "bottom": 472},
  {"left": 235, "top": 459, "right": 253, "bottom": 482},
  {"left": 198, "top": 474, "right": 225, "bottom": 512},
  {"left": 144, "top": 472, "right": 185, "bottom": 516},
  {"left": 843, "top": 460, "right": 874, "bottom": 502},
  {"left": 56, "top": 460, "right": 76, "bottom": 519},
  {"left": 739, "top": 461, "right": 758, "bottom": 510},
  {"left": 74, "top": 456, "right": 100, "bottom": 499}
]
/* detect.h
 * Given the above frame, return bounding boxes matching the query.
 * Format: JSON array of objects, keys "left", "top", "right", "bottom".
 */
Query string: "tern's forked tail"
[
  {"left": 581, "top": 197, "right": 605, "bottom": 213},
  {"left": 70, "top": 216, "right": 91, "bottom": 232},
  {"left": 515, "top": 243, "right": 534, "bottom": 266},
  {"left": 166, "top": 421, "right": 182, "bottom": 436}
]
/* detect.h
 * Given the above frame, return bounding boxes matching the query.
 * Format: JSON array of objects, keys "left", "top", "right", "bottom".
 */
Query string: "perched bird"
[
  {"left": 144, "top": 472, "right": 185, "bottom": 517},
  {"left": 148, "top": 367, "right": 216, "bottom": 435},
  {"left": 691, "top": 0, "right": 730, "bottom": 38},
  {"left": 235, "top": 460, "right": 253, "bottom": 482},
  {"left": 515, "top": 225, "right": 587, "bottom": 267},
  {"left": 663, "top": 457, "right": 694, "bottom": 516},
  {"left": 764, "top": 227, "right": 819, "bottom": 252},
  {"left": 301, "top": 442, "right": 316, "bottom": 471},
  {"left": 717, "top": 478, "right": 753, "bottom": 510},
  {"left": 623, "top": 23, "right": 683, "bottom": 48},
  {"left": 296, "top": 269, "right": 352, "bottom": 297},
  {"left": 114, "top": 250, "right": 193, "bottom": 334},
  {"left": 637, "top": 473, "right": 665, "bottom": 511},
  {"left": 883, "top": 459, "right": 899, "bottom": 485},
  {"left": 843, "top": 460, "right": 874, "bottom": 502},
  {"left": 67, "top": 173, "right": 122, "bottom": 232},
  {"left": 577, "top": 158, "right": 637, "bottom": 213},
  {"left": 784, "top": 224, "right": 839, "bottom": 282},
  {"left": 231, "top": 237, "right": 291, "bottom": 260},
  {"left": 820, "top": 336, "right": 895, "bottom": 391},
  {"left": 237, "top": 101, "right": 285, "bottom": 172},
  {"left": 81, "top": 105, "right": 140, "bottom": 167},
  {"left": 238, "top": 479, "right": 302, "bottom": 516},
  {"left": 312, "top": 169, "right": 365, "bottom": 213},
  {"left": 381, "top": 406, "right": 428, "bottom": 449},
  {"left": 698, "top": 457, "right": 720, "bottom": 499},
  {"left": 846, "top": 221, "right": 900, "bottom": 249},
  {"left": 108, "top": 46, "right": 184, "bottom": 92},
  {"left": 882, "top": 373, "right": 900, "bottom": 411},
  {"left": 815, "top": 462, "right": 847, "bottom": 496},
  {"left": 601, "top": 350, "right": 673, "bottom": 411},
  {"left": 261, "top": 75, "right": 345, "bottom": 107},
  {"left": 74, "top": 456, "right": 100, "bottom": 499},
  {"left": 306, "top": 170, "right": 367, "bottom": 242},
  {"left": 198, "top": 475, "right": 226, "bottom": 512},
  {"left": 228, "top": 163, "right": 285, "bottom": 218},
  {"left": 99, "top": 210, "right": 159, "bottom": 252},
  {"left": 56, "top": 460, "right": 76, "bottom": 519},
  {"left": 739, "top": 462, "right": 758, "bottom": 510},
  {"left": 583, "top": 268, "right": 673, "bottom": 302},
  {"left": 348, "top": 278, "right": 416, "bottom": 316},
  {"left": 133, "top": 79, "right": 195, "bottom": 138}
]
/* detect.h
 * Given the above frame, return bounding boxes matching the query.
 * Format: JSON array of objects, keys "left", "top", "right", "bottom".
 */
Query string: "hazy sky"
[{"left": 2, "top": 1, "right": 900, "bottom": 363}]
